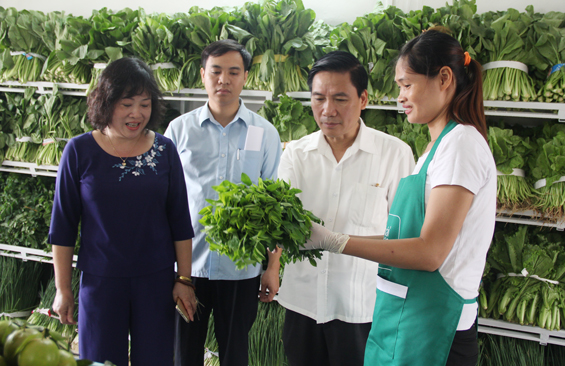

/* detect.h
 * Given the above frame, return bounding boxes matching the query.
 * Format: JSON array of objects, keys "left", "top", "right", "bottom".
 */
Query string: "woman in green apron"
[{"left": 302, "top": 29, "right": 497, "bottom": 366}]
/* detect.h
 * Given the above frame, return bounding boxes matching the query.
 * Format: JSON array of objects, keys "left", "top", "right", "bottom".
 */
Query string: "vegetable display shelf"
[
  {"left": 0, "top": 243, "right": 77, "bottom": 267},
  {"left": 497, "top": 209, "right": 565, "bottom": 231},
  {"left": 478, "top": 318, "right": 565, "bottom": 346},
  {"left": 0, "top": 160, "right": 58, "bottom": 177},
  {"left": 285, "top": 92, "right": 565, "bottom": 122}
]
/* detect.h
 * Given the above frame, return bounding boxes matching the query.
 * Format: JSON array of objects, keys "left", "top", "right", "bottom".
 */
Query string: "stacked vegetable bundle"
[
  {"left": 480, "top": 224, "right": 565, "bottom": 330},
  {"left": 257, "top": 94, "right": 318, "bottom": 142},
  {"left": 199, "top": 173, "right": 323, "bottom": 269}
]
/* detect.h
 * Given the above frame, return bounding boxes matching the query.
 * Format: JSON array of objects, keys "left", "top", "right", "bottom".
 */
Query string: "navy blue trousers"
[
  {"left": 78, "top": 266, "right": 175, "bottom": 366},
  {"left": 174, "top": 276, "right": 260, "bottom": 366}
]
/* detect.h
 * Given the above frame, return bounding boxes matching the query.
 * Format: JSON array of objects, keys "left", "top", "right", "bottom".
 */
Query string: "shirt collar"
[
  {"left": 304, "top": 118, "right": 379, "bottom": 155},
  {"left": 198, "top": 99, "right": 251, "bottom": 127}
]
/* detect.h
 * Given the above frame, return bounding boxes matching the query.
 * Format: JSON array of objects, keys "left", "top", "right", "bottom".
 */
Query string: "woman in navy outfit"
[{"left": 49, "top": 58, "right": 197, "bottom": 366}]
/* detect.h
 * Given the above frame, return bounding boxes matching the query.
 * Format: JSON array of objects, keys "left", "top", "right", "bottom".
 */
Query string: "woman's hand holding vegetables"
[
  {"left": 53, "top": 288, "right": 77, "bottom": 325},
  {"left": 173, "top": 282, "right": 197, "bottom": 322},
  {"left": 303, "top": 222, "right": 350, "bottom": 254}
]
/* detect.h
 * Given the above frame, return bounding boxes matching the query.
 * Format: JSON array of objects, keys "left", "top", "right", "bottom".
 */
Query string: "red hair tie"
[{"left": 464, "top": 52, "right": 472, "bottom": 67}]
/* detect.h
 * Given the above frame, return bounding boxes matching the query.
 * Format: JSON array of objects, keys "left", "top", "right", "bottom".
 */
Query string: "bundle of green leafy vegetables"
[
  {"left": 327, "top": 6, "right": 403, "bottom": 104},
  {"left": 225, "top": 0, "right": 322, "bottom": 96},
  {"left": 528, "top": 124, "right": 565, "bottom": 218},
  {"left": 480, "top": 224, "right": 565, "bottom": 330},
  {"left": 527, "top": 12, "right": 565, "bottom": 103},
  {"left": 131, "top": 11, "right": 188, "bottom": 92},
  {"left": 199, "top": 173, "right": 323, "bottom": 270},
  {"left": 480, "top": 7, "right": 538, "bottom": 102},
  {"left": 487, "top": 126, "right": 536, "bottom": 211},
  {"left": 34, "top": 90, "right": 91, "bottom": 166},
  {"left": 0, "top": 172, "right": 55, "bottom": 250},
  {"left": 0, "top": 96, "right": 17, "bottom": 162},
  {"left": 3, "top": 89, "right": 42, "bottom": 163},
  {"left": 86, "top": 7, "right": 140, "bottom": 93},
  {"left": 175, "top": 7, "right": 240, "bottom": 90},
  {"left": 257, "top": 94, "right": 318, "bottom": 142},
  {"left": 2, "top": 8, "right": 49, "bottom": 83}
]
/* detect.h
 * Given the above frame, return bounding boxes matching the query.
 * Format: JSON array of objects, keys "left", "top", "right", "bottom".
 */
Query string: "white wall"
[{"left": 1, "top": 0, "right": 564, "bottom": 25}]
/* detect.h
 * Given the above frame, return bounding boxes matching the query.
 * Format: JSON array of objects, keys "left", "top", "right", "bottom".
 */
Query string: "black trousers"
[
  {"left": 446, "top": 322, "right": 479, "bottom": 366},
  {"left": 282, "top": 309, "right": 372, "bottom": 366},
  {"left": 174, "top": 276, "right": 260, "bottom": 366}
]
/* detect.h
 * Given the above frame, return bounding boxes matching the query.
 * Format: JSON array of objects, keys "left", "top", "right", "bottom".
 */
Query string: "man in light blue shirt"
[{"left": 165, "top": 40, "right": 282, "bottom": 366}]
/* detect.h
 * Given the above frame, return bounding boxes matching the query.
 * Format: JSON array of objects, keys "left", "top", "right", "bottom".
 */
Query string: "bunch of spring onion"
[
  {"left": 487, "top": 126, "right": 536, "bottom": 211},
  {"left": 481, "top": 8, "right": 537, "bottom": 102},
  {"left": 27, "top": 269, "right": 80, "bottom": 343},
  {"left": 131, "top": 12, "right": 187, "bottom": 92},
  {"left": 0, "top": 257, "right": 44, "bottom": 319}
]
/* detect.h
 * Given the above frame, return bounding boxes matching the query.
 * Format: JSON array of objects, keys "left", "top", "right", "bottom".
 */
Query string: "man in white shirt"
[{"left": 276, "top": 51, "right": 415, "bottom": 365}]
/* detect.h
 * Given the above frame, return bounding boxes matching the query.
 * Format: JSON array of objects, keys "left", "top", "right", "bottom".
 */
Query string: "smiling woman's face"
[{"left": 395, "top": 57, "right": 448, "bottom": 126}]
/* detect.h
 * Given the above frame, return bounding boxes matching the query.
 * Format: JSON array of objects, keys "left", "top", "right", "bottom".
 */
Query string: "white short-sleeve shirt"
[
  {"left": 414, "top": 124, "right": 497, "bottom": 330},
  {"left": 277, "top": 119, "right": 415, "bottom": 324}
]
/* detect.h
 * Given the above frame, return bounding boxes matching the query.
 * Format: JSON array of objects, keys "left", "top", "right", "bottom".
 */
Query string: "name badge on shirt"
[{"left": 244, "top": 126, "right": 264, "bottom": 151}]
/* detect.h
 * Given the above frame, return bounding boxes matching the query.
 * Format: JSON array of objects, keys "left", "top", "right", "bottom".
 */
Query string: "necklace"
[{"left": 106, "top": 132, "right": 142, "bottom": 166}]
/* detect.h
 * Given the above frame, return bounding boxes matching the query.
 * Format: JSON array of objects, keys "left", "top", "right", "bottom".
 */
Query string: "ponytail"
[{"left": 398, "top": 29, "right": 487, "bottom": 140}]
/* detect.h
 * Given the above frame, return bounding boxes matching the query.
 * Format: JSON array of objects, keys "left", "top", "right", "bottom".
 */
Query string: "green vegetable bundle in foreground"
[{"left": 199, "top": 173, "right": 323, "bottom": 269}]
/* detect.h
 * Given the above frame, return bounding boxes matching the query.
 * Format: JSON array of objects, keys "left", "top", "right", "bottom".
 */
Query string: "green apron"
[{"left": 364, "top": 121, "right": 475, "bottom": 366}]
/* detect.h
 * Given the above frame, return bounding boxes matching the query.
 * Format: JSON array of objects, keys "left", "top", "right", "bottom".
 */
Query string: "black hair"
[
  {"left": 307, "top": 51, "right": 368, "bottom": 97},
  {"left": 87, "top": 57, "right": 164, "bottom": 132},
  {"left": 398, "top": 28, "right": 486, "bottom": 139},
  {"left": 201, "top": 39, "right": 252, "bottom": 71}
]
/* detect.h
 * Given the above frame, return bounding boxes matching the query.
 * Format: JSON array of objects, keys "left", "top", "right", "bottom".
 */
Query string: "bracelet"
[
  {"left": 177, "top": 275, "right": 192, "bottom": 282},
  {"left": 175, "top": 275, "right": 196, "bottom": 291}
]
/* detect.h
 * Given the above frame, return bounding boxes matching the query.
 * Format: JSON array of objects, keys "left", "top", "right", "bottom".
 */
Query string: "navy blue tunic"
[{"left": 49, "top": 131, "right": 194, "bottom": 277}]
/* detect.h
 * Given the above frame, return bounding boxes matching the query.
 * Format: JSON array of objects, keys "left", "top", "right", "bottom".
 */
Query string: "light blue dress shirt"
[{"left": 165, "top": 100, "right": 282, "bottom": 280}]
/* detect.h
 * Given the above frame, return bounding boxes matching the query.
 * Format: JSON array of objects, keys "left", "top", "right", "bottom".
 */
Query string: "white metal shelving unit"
[{"left": 1, "top": 81, "right": 565, "bottom": 344}]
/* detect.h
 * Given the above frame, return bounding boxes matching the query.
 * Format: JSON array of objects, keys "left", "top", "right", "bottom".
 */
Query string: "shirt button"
[
  {"left": 221, "top": 154, "right": 226, "bottom": 158},
  {"left": 219, "top": 176, "right": 224, "bottom": 180},
  {"left": 328, "top": 219, "right": 333, "bottom": 222},
  {"left": 321, "top": 270, "right": 327, "bottom": 274},
  {"left": 222, "top": 133, "right": 226, "bottom": 136},
  {"left": 333, "top": 193, "right": 338, "bottom": 197}
]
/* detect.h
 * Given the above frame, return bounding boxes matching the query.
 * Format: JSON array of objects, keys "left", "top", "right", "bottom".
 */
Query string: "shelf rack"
[
  {"left": 478, "top": 318, "right": 565, "bottom": 346},
  {"left": 497, "top": 209, "right": 565, "bottom": 231},
  {"left": 0, "top": 160, "right": 58, "bottom": 177},
  {"left": 0, "top": 243, "right": 77, "bottom": 267}
]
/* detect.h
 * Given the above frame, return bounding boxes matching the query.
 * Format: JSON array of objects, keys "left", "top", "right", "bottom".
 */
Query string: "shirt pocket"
[
  {"left": 231, "top": 150, "right": 262, "bottom": 183},
  {"left": 350, "top": 183, "right": 388, "bottom": 228}
]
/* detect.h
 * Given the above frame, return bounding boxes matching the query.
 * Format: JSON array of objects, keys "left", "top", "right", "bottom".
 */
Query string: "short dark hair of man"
[
  {"left": 201, "top": 39, "right": 253, "bottom": 72},
  {"left": 307, "top": 51, "right": 368, "bottom": 97},
  {"left": 87, "top": 57, "right": 164, "bottom": 132}
]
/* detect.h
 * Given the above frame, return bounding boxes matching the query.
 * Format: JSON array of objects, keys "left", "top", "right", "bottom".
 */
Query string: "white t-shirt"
[
  {"left": 413, "top": 123, "right": 497, "bottom": 330},
  {"left": 277, "top": 119, "right": 415, "bottom": 324}
]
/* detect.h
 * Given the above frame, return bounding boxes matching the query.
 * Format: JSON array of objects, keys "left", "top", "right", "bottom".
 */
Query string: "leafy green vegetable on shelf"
[
  {"left": 257, "top": 94, "right": 318, "bottom": 142},
  {"left": 528, "top": 126, "right": 565, "bottom": 218},
  {"left": 226, "top": 0, "right": 322, "bottom": 96},
  {"left": 131, "top": 11, "right": 188, "bottom": 91},
  {"left": 2, "top": 8, "right": 49, "bottom": 83},
  {"left": 487, "top": 126, "right": 536, "bottom": 210},
  {"left": 0, "top": 172, "right": 55, "bottom": 250},
  {"left": 199, "top": 173, "right": 323, "bottom": 270}
]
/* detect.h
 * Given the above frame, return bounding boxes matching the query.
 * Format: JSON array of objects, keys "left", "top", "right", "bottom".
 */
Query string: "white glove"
[{"left": 302, "top": 222, "right": 350, "bottom": 254}]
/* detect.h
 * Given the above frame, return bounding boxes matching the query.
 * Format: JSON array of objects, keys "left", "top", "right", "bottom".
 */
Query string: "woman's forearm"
[
  {"left": 174, "top": 239, "right": 193, "bottom": 277},
  {"left": 53, "top": 245, "right": 75, "bottom": 291}
]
